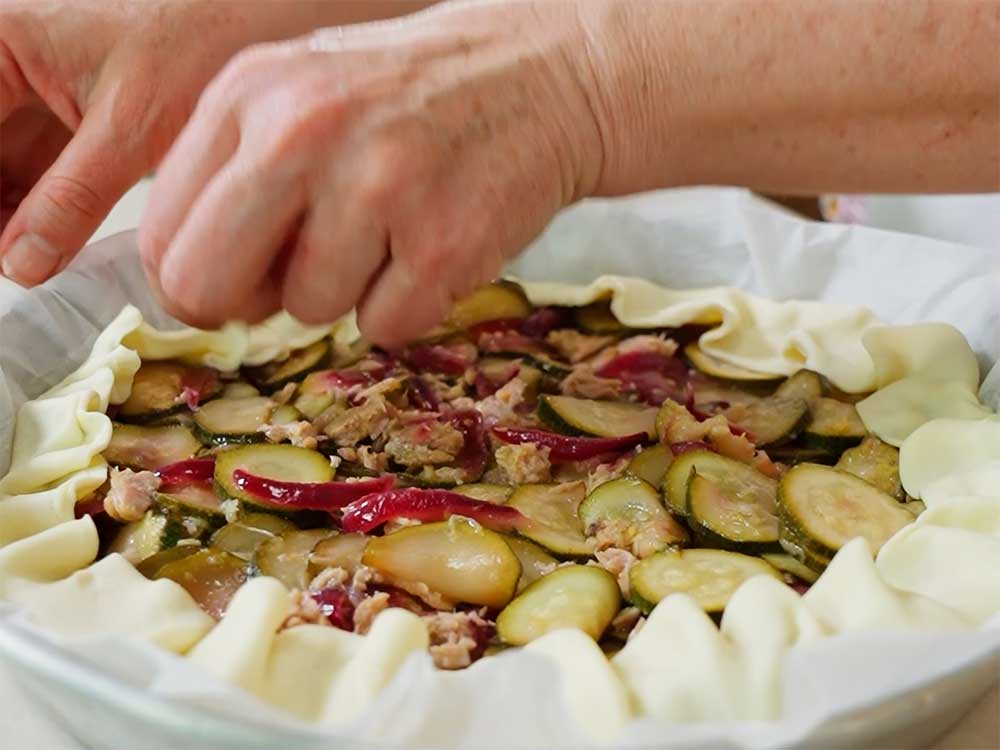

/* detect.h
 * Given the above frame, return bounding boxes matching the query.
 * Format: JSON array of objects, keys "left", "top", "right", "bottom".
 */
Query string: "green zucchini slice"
[
  {"left": 107, "top": 511, "right": 186, "bottom": 564},
  {"left": 103, "top": 423, "right": 201, "bottom": 471},
  {"left": 778, "top": 463, "right": 914, "bottom": 561},
  {"left": 507, "top": 483, "right": 593, "bottom": 557},
  {"left": 453, "top": 483, "right": 514, "bottom": 504},
  {"left": 684, "top": 344, "right": 781, "bottom": 383},
  {"left": 245, "top": 340, "right": 330, "bottom": 391},
  {"left": 687, "top": 473, "right": 779, "bottom": 553},
  {"left": 573, "top": 301, "right": 628, "bottom": 334},
  {"left": 214, "top": 444, "right": 334, "bottom": 507},
  {"left": 835, "top": 436, "right": 904, "bottom": 500},
  {"left": 293, "top": 371, "right": 341, "bottom": 420},
  {"left": 308, "top": 532, "right": 370, "bottom": 578},
  {"left": 210, "top": 514, "right": 298, "bottom": 562},
  {"left": 579, "top": 476, "right": 687, "bottom": 557},
  {"left": 723, "top": 396, "right": 810, "bottom": 446},
  {"left": 447, "top": 281, "right": 532, "bottom": 330},
  {"left": 662, "top": 450, "right": 777, "bottom": 517},
  {"left": 767, "top": 445, "right": 839, "bottom": 466},
  {"left": 118, "top": 363, "right": 220, "bottom": 422},
  {"left": 502, "top": 535, "right": 558, "bottom": 592},
  {"left": 193, "top": 396, "right": 275, "bottom": 445},
  {"left": 255, "top": 528, "right": 336, "bottom": 589},
  {"left": 154, "top": 549, "right": 250, "bottom": 619},
  {"left": 156, "top": 484, "right": 227, "bottom": 522},
  {"left": 629, "top": 548, "right": 781, "bottom": 614},
  {"left": 803, "top": 397, "right": 866, "bottom": 451},
  {"left": 774, "top": 369, "right": 823, "bottom": 405},
  {"left": 496, "top": 565, "right": 621, "bottom": 645},
  {"left": 538, "top": 395, "right": 657, "bottom": 439},
  {"left": 136, "top": 544, "right": 201, "bottom": 578},
  {"left": 221, "top": 382, "right": 261, "bottom": 400},
  {"left": 761, "top": 552, "right": 820, "bottom": 584},
  {"left": 627, "top": 444, "right": 673, "bottom": 488}
]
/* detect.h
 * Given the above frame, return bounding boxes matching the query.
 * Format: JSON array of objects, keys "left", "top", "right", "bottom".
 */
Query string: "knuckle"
[{"left": 33, "top": 175, "right": 104, "bottom": 230}]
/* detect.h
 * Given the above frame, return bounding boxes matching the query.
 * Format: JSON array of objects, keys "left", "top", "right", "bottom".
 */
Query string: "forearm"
[{"left": 577, "top": 0, "right": 1000, "bottom": 196}]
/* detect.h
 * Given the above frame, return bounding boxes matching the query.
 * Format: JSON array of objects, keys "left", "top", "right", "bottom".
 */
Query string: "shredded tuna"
[
  {"left": 448, "top": 396, "right": 477, "bottom": 412},
  {"left": 476, "top": 376, "right": 529, "bottom": 425},
  {"left": 354, "top": 445, "right": 389, "bottom": 472},
  {"left": 422, "top": 372, "right": 468, "bottom": 403},
  {"left": 658, "top": 398, "right": 765, "bottom": 466},
  {"left": 617, "top": 334, "right": 679, "bottom": 358},
  {"left": 584, "top": 457, "right": 630, "bottom": 494},
  {"left": 310, "top": 566, "right": 351, "bottom": 591},
  {"left": 424, "top": 609, "right": 494, "bottom": 670},
  {"left": 494, "top": 443, "right": 552, "bottom": 484},
  {"left": 353, "top": 591, "right": 391, "bottom": 634},
  {"left": 591, "top": 514, "right": 687, "bottom": 559},
  {"left": 594, "top": 547, "right": 639, "bottom": 599},
  {"left": 560, "top": 367, "right": 622, "bottom": 399},
  {"left": 272, "top": 382, "right": 298, "bottom": 406},
  {"left": 283, "top": 590, "right": 330, "bottom": 629},
  {"left": 323, "top": 397, "right": 395, "bottom": 446},
  {"left": 546, "top": 330, "right": 616, "bottom": 363},
  {"left": 104, "top": 468, "right": 160, "bottom": 523},
  {"left": 384, "top": 419, "right": 464, "bottom": 467},
  {"left": 260, "top": 419, "right": 319, "bottom": 449},
  {"left": 609, "top": 606, "right": 644, "bottom": 641}
]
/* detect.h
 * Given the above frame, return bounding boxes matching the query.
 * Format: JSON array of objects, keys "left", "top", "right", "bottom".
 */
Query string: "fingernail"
[{"left": 1, "top": 234, "right": 62, "bottom": 286}]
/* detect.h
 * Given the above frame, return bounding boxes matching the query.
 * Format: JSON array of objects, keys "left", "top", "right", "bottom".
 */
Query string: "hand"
[
  {"left": 139, "top": 0, "right": 604, "bottom": 346},
  {"left": 0, "top": 0, "right": 381, "bottom": 286}
]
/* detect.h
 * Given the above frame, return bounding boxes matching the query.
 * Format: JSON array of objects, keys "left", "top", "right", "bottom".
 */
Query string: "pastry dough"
[{"left": 1, "top": 275, "right": 997, "bottom": 740}]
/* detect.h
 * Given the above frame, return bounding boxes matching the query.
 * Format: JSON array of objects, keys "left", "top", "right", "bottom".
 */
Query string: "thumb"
[{"left": 0, "top": 104, "right": 146, "bottom": 286}]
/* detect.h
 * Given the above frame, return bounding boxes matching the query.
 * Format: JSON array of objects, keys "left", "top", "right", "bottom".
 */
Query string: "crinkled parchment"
[{"left": 1, "top": 189, "right": 999, "bottom": 749}]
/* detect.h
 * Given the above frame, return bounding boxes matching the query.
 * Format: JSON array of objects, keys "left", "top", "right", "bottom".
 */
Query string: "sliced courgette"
[
  {"left": 156, "top": 483, "right": 227, "bottom": 522},
  {"left": 502, "top": 535, "right": 558, "bottom": 592},
  {"left": 103, "top": 423, "right": 201, "bottom": 471},
  {"left": 107, "top": 510, "right": 186, "bottom": 564},
  {"left": 538, "top": 395, "right": 657, "bottom": 439},
  {"left": 193, "top": 396, "right": 275, "bottom": 445},
  {"left": 447, "top": 281, "right": 532, "bottom": 329},
  {"left": 496, "top": 565, "right": 621, "bottom": 645},
  {"left": 507, "top": 483, "right": 593, "bottom": 557},
  {"left": 453, "top": 483, "right": 513, "bottom": 504},
  {"left": 136, "top": 544, "right": 201, "bottom": 578},
  {"left": 722, "top": 396, "right": 810, "bottom": 446},
  {"left": 308, "top": 532, "right": 370, "bottom": 578},
  {"left": 687, "top": 473, "right": 779, "bottom": 553},
  {"left": 244, "top": 340, "right": 330, "bottom": 391},
  {"left": 662, "top": 450, "right": 777, "bottom": 517},
  {"left": 774, "top": 369, "right": 823, "bottom": 406},
  {"left": 579, "top": 476, "right": 687, "bottom": 557},
  {"left": 803, "top": 397, "right": 866, "bottom": 451},
  {"left": 118, "top": 363, "right": 220, "bottom": 422},
  {"left": 255, "top": 528, "right": 337, "bottom": 589},
  {"left": 154, "top": 549, "right": 250, "bottom": 619},
  {"left": 684, "top": 344, "right": 781, "bottom": 383},
  {"left": 777, "top": 463, "right": 914, "bottom": 562},
  {"left": 766, "top": 444, "right": 839, "bottom": 466},
  {"left": 270, "top": 404, "right": 303, "bottom": 427},
  {"left": 629, "top": 548, "right": 781, "bottom": 614},
  {"left": 573, "top": 301, "right": 628, "bottom": 334},
  {"left": 835, "top": 436, "right": 904, "bottom": 500},
  {"left": 214, "top": 444, "right": 333, "bottom": 508},
  {"left": 760, "top": 552, "right": 820, "bottom": 584},
  {"left": 627, "top": 444, "right": 672, "bottom": 488},
  {"left": 210, "top": 513, "right": 297, "bottom": 562},
  {"left": 221, "top": 382, "right": 261, "bottom": 400}
]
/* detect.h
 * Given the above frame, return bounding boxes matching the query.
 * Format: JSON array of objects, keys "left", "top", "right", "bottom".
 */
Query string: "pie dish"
[{"left": 1, "top": 274, "right": 998, "bottom": 741}]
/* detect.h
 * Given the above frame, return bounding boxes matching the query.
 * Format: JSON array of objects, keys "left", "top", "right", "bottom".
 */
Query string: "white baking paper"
[{"left": 1, "top": 187, "right": 999, "bottom": 749}]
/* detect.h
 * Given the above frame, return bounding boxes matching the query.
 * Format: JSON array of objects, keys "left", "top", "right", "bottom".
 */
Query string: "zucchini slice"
[
  {"left": 507, "top": 483, "right": 593, "bottom": 557},
  {"left": 777, "top": 463, "right": 914, "bottom": 561},
  {"left": 835, "top": 436, "right": 904, "bottom": 500},
  {"left": 453, "top": 483, "right": 514, "bottom": 504},
  {"left": 687, "top": 473, "right": 779, "bottom": 553},
  {"left": 363, "top": 518, "right": 521, "bottom": 609},
  {"left": 502, "top": 535, "right": 558, "bottom": 592},
  {"left": 723, "top": 396, "right": 810, "bottom": 447},
  {"left": 154, "top": 549, "right": 250, "bottom": 619},
  {"left": 767, "top": 445, "right": 839, "bottom": 466},
  {"left": 156, "top": 483, "right": 227, "bottom": 522},
  {"left": 308, "top": 532, "right": 370, "bottom": 578},
  {"left": 774, "top": 369, "right": 823, "bottom": 406},
  {"left": 221, "top": 382, "right": 261, "bottom": 400},
  {"left": 579, "top": 476, "right": 688, "bottom": 557},
  {"left": 245, "top": 340, "right": 330, "bottom": 391},
  {"left": 761, "top": 552, "right": 820, "bottom": 584},
  {"left": 118, "top": 363, "right": 221, "bottom": 422},
  {"left": 496, "top": 565, "right": 621, "bottom": 645},
  {"left": 803, "top": 397, "right": 866, "bottom": 451},
  {"left": 662, "top": 450, "right": 777, "bottom": 517},
  {"left": 136, "top": 544, "right": 201, "bottom": 578},
  {"left": 573, "top": 301, "right": 629, "bottom": 334},
  {"left": 214, "top": 444, "right": 334, "bottom": 507},
  {"left": 255, "top": 528, "right": 336, "bottom": 589},
  {"left": 538, "top": 395, "right": 657, "bottom": 439},
  {"left": 107, "top": 511, "right": 186, "bottom": 564},
  {"left": 193, "top": 396, "right": 275, "bottom": 445},
  {"left": 684, "top": 344, "right": 781, "bottom": 383},
  {"left": 210, "top": 513, "right": 297, "bottom": 562},
  {"left": 629, "top": 548, "right": 781, "bottom": 614},
  {"left": 627, "top": 444, "right": 673, "bottom": 488},
  {"left": 447, "top": 281, "right": 532, "bottom": 329},
  {"left": 103, "top": 423, "right": 201, "bottom": 471}
]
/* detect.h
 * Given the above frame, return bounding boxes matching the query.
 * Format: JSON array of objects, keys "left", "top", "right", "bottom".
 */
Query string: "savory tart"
[{"left": 82, "top": 281, "right": 919, "bottom": 669}]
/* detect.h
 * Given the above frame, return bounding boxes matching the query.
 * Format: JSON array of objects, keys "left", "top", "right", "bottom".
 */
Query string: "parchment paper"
[{"left": 1, "top": 187, "right": 998, "bottom": 749}]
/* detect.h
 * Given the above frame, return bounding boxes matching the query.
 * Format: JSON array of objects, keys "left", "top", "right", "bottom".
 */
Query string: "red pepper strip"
[
  {"left": 519, "top": 307, "right": 569, "bottom": 338},
  {"left": 308, "top": 588, "right": 356, "bottom": 631},
  {"left": 156, "top": 457, "right": 216, "bottom": 485},
  {"left": 232, "top": 471, "right": 395, "bottom": 510},
  {"left": 597, "top": 351, "right": 690, "bottom": 406},
  {"left": 476, "top": 329, "right": 549, "bottom": 357},
  {"left": 408, "top": 375, "right": 440, "bottom": 411},
  {"left": 402, "top": 344, "right": 472, "bottom": 376},
  {"left": 74, "top": 497, "right": 106, "bottom": 519},
  {"left": 179, "top": 368, "right": 219, "bottom": 410},
  {"left": 468, "top": 318, "right": 524, "bottom": 338},
  {"left": 669, "top": 441, "right": 715, "bottom": 456},
  {"left": 341, "top": 488, "right": 525, "bottom": 533},
  {"left": 446, "top": 410, "right": 490, "bottom": 479},
  {"left": 491, "top": 426, "right": 647, "bottom": 462}
]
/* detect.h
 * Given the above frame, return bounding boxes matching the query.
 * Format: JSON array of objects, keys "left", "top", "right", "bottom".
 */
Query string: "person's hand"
[
  {"left": 0, "top": 0, "right": 377, "bottom": 286},
  {"left": 139, "top": 0, "right": 605, "bottom": 346}
]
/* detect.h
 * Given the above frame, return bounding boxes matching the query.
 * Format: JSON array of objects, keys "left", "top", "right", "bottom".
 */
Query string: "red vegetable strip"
[
  {"left": 232, "top": 471, "right": 394, "bottom": 510},
  {"left": 402, "top": 344, "right": 472, "bottom": 376},
  {"left": 669, "top": 441, "right": 715, "bottom": 456},
  {"left": 446, "top": 410, "right": 489, "bottom": 479},
  {"left": 341, "top": 488, "right": 525, "bottom": 533},
  {"left": 156, "top": 458, "right": 216, "bottom": 485},
  {"left": 491, "top": 426, "right": 647, "bottom": 461},
  {"left": 179, "top": 368, "right": 219, "bottom": 410}
]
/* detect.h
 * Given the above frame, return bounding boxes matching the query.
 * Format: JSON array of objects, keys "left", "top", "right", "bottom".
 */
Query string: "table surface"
[{"left": 1, "top": 183, "right": 996, "bottom": 748}]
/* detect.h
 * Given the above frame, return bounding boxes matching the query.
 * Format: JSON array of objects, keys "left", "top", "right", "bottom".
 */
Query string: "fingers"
[{"left": 0, "top": 103, "right": 146, "bottom": 286}]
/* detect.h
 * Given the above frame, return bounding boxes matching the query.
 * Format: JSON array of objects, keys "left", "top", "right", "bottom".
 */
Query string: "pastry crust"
[{"left": 0, "top": 276, "right": 997, "bottom": 737}]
